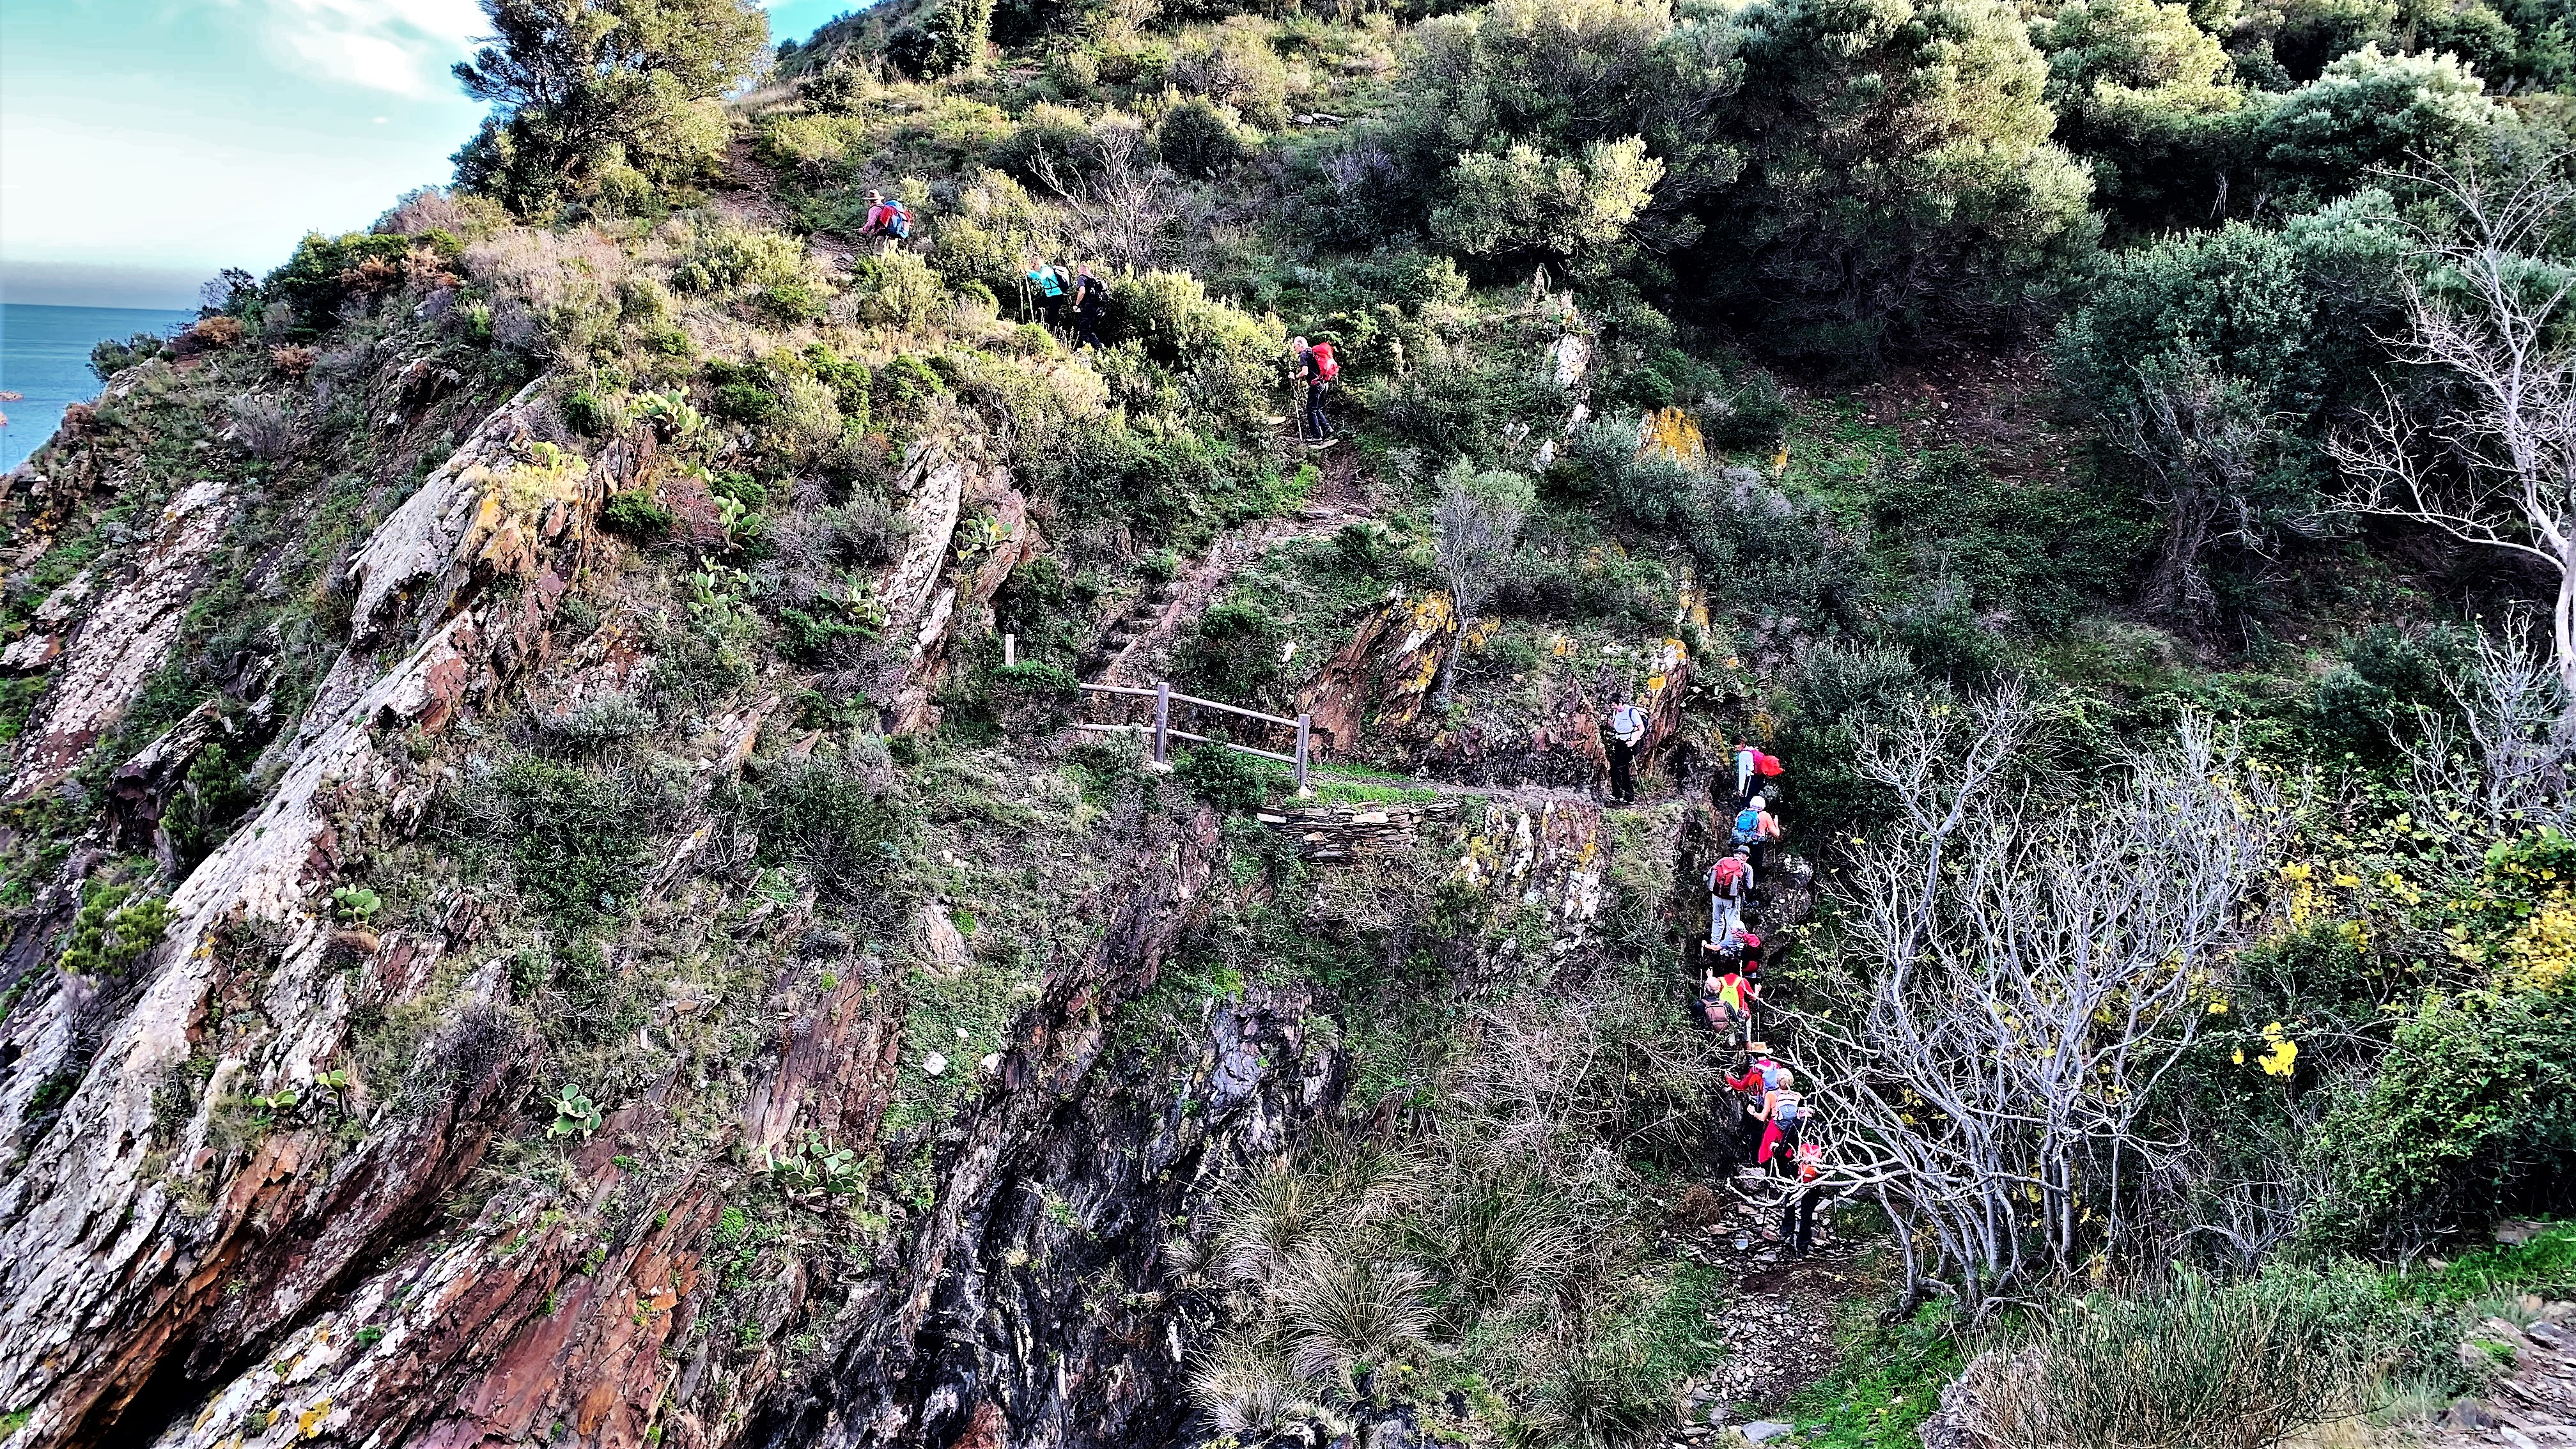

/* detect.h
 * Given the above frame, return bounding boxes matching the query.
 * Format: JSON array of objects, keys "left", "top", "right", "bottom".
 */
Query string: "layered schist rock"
[{"left": 0, "top": 385, "right": 602, "bottom": 1449}]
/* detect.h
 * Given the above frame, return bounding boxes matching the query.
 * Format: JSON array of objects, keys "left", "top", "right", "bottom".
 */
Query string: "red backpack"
[
  {"left": 1755, "top": 751, "right": 1783, "bottom": 777},
  {"left": 1709, "top": 856, "right": 1748, "bottom": 891},
  {"left": 1310, "top": 343, "right": 1340, "bottom": 381}
]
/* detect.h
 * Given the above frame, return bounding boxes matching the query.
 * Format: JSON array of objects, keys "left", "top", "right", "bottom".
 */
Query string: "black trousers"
[
  {"left": 1305, "top": 380, "right": 1333, "bottom": 438},
  {"left": 1077, "top": 309, "right": 1105, "bottom": 348},
  {"left": 1036, "top": 294, "right": 1062, "bottom": 329},
  {"left": 1608, "top": 738, "right": 1635, "bottom": 802},
  {"left": 1780, "top": 1185, "right": 1817, "bottom": 1253}
]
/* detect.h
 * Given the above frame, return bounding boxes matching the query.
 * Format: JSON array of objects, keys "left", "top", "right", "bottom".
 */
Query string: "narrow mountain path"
[{"left": 1090, "top": 440, "right": 1376, "bottom": 684}]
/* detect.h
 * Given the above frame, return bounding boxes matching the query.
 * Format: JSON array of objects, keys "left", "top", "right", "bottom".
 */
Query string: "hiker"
[
  {"left": 1073, "top": 265, "right": 1108, "bottom": 348},
  {"left": 1736, "top": 794, "right": 1782, "bottom": 873},
  {"left": 858, "top": 189, "right": 912, "bottom": 250},
  {"left": 1771, "top": 1138, "right": 1825, "bottom": 1254},
  {"left": 1291, "top": 335, "right": 1338, "bottom": 444},
  {"left": 1758, "top": 1067, "right": 1804, "bottom": 1171},
  {"left": 1732, "top": 738, "right": 1760, "bottom": 805},
  {"left": 1708, "top": 846, "right": 1751, "bottom": 940},
  {"left": 1606, "top": 695, "right": 1648, "bottom": 804},
  {"left": 1025, "top": 258, "right": 1067, "bottom": 329},
  {"left": 1723, "top": 1044, "right": 1783, "bottom": 1168},
  {"left": 1698, "top": 961, "right": 1753, "bottom": 1041}
]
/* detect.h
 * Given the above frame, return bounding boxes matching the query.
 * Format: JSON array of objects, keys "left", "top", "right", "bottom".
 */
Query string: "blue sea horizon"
[{"left": 0, "top": 302, "right": 199, "bottom": 472}]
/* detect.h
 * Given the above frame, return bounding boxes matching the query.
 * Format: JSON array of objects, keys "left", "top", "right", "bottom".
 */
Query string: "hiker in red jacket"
[{"left": 1291, "top": 335, "right": 1339, "bottom": 444}]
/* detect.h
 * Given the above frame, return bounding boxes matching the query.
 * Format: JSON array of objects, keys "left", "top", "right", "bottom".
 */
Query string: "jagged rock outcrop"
[{"left": 0, "top": 386, "right": 601, "bottom": 1448}]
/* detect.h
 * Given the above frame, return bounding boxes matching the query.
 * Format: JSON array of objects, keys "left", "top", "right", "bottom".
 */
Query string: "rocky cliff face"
[{"left": 0, "top": 323, "right": 1693, "bottom": 1449}]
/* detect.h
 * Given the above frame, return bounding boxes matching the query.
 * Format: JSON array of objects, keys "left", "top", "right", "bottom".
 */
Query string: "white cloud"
[{"left": 263, "top": 0, "right": 488, "bottom": 98}]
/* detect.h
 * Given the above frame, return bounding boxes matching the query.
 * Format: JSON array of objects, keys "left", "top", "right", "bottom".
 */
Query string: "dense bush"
[
  {"left": 1709, "top": 0, "right": 2099, "bottom": 366},
  {"left": 450, "top": 0, "right": 766, "bottom": 213},
  {"left": 746, "top": 753, "right": 911, "bottom": 901}
]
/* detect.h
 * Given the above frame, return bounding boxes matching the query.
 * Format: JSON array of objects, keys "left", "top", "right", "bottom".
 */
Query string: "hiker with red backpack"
[
  {"left": 1291, "top": 335, "right": 1339, "bottom": 445},
  {"left": 1708, "top": 846, "right": 1751, "bottom": 941},
  {"left": 1757, "top": 1067, "right": 1804, "bottom": 1170},
  {"left": 858, "top": 189, "right": 913, "bottom": 251}
]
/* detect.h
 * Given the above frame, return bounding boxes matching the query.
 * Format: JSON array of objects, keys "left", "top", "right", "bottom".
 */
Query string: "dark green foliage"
[
  {"left": 478, "top": 757, "right": 685, "bottom": 928},
  {"left": 1157, "top": 97, "right": 1252, "bottom": 175},
  {"left": 1174, "top": 744, "right": 1270, "bottom": 813},
  {"left": 2246, "top": 47, "right": 2502, "bottom": 212},
  {"left": 2032, "top": 0, "right": 2244, "bottom": 235},
  {"left": 562, "top": 386, "right": 621, "bottom": 437},
  {"left": 601, "top": 489, "right": 675, "bottom": 538},
  {"left": 165, "top": 743, "right": 257, "bottom": 869},
  {"left": 2303, "top": 625, "right": 2471, "bottom": 766},
  {"left": 56, "top": 879, "right": 173, "bottom": 978},
  {"left": 986, "top": 660, "right": 1078, "bottom": 733},
  {"left": 263, "top": 231, "right": 444, "bottom": 337},
  {"left": 1376, "top": 348, "right": 1562, "bottom": 467},
  {"left": 746, "top": 755, "right": 910, "bottom": 901},
  {"left": 2302, "top": 984, "right": 2576, "bottom": 1251},
  {"left": 889, "top": 0, "right": 995, "bottom": 77},
  {"left": 775, "top": 606, "right": 880, "bottom": 663},
  {"left": 90, "top": 332, "right": 169, "bottom": 382},
  {"left": 1859, "top": 449, "right": 2145, "bottom": 631},
  {"left": 449, "top": 0, "right": 769, "bottom": 213},
  {"left": 1709, "top": 0, "right": 2099, "bottom": 367},
  {"left": 1176, "top": 599, "right": 1288, "bottom": 704}
]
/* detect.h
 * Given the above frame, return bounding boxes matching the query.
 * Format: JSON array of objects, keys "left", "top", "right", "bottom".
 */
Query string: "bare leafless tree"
[
  {"left": 1031, "top": 119, "right": 1180, "bottom": 273},
  {"left": 2111, "top": 348, "right": 2305, "bottom": 628},
  {"left": 1429, "top": 461, "right": 1535, "bottom": 708},
  {"left": 2413, "top": 610, "right": 2576, "bottom": 833},
  {"left": 1785, "top": 686, "right": 2284, "bottom": 1313},
  {"left": 2327, "top": 155, "right": 2576, "bottom": 697}
]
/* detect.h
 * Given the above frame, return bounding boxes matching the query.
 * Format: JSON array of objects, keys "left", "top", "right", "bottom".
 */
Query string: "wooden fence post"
[
  {"left": 1152, "top": 682, "right": 1170, "bottom": 764},
  {"left": 1295, "top": 713, "right": 1311, "bottom": 796}
]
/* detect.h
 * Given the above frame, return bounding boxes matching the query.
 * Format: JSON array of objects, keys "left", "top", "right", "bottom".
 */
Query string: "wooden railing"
[{"left": 1075, "top": 681, "right": 1312, "bottom": 794}]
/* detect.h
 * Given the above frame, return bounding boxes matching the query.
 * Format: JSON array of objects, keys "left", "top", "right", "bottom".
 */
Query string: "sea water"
[{"left": 0, "top": 303, "right": 197, "bottom": 472}]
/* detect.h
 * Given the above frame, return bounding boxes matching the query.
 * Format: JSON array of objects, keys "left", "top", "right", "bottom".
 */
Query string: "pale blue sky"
[{"left": 1, "top": 0, "right": 856, "bottom": 309}]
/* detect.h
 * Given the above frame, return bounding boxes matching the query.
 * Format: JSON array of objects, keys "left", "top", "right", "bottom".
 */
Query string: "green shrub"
[
  {"left": 747, "top": 754, "right": 910, "bottom": 901},
  {"left": 1174, "top": 744, "right": 1269, "bottom": 813},
  {"left": 670, "top": 218, "right": 815, "bottom": 297},
  {"left": 850, "top": 251, "right": 950, "bottom": 332},
  {"left": 90, "top": 332, "right": 169, "bottom": 381},
  {"left": 1158, "top": 97, "right": 1254, "bottom": 175},
  {"left": 470, "top": 757, "right": 685, "bottom": 929},
  {"left": 988, "top": 660, "right": 1078, "bottom": 733},
  {"left": 1177, "top": 599, "right": 1289, "bottom": 705},
  {"left": 2301, "top": 985, "right": 2576, "bottom": 1251},
  {"left": 56, "top": 881, "right": 173, "bottom": 978},
  {"left": 601, "top": 490, "right": 675, "bottom": 538}
]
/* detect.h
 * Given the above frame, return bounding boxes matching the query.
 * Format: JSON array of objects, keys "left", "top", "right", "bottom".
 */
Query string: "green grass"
[
  {"left": 1786, "top": 1298, "right": 1967, "bottom": 1449},
  {"left": 2396, "top": 1220, "right": 2576, "bottom": 1306}
]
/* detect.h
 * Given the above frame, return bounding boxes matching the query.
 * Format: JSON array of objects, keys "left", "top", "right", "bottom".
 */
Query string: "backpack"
[
  {"left": 1733, "top": 807, "right": 1762, "bottom": 842},
  {"left": 1755, "top": 751, "right": 1783, "bottom": 777},
  {"left": 1311, "top": 343, "right": 1340, "bottom": 381},
  {"left": 1772, "top": 1091, "right": 1803, "bottom": 1127},
  {"left": 1795, "top": 1142, "right": 1824, "bottom": 1181},
  {"left": 882, "top": 201, "right": 912, "bottom": 239},
  {"left": 1709, "top": 857, "right": 1748, "bottom": 892}
]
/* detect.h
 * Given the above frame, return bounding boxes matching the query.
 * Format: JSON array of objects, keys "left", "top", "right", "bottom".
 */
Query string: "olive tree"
[{"left": 451, "top": 0, "right": 769, "bottom": 213}]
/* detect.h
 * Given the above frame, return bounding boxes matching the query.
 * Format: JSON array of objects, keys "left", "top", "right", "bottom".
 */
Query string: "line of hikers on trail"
[
  {"left": 1593, "top": 707, "right": 1822, "bottom": 1255},
  {"left": 852, "top": 190, "right": 1341, "bottom": 451}
]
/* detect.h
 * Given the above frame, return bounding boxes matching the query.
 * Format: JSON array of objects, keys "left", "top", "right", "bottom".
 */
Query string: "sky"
[{"left": 0, "top": 0, "right": 859, "bottom": 310}]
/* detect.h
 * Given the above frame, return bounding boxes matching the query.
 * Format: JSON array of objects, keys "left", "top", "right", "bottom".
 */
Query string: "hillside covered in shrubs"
[{"left": 2, "top": 0, "right": 2575, "bottom": 1445}]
